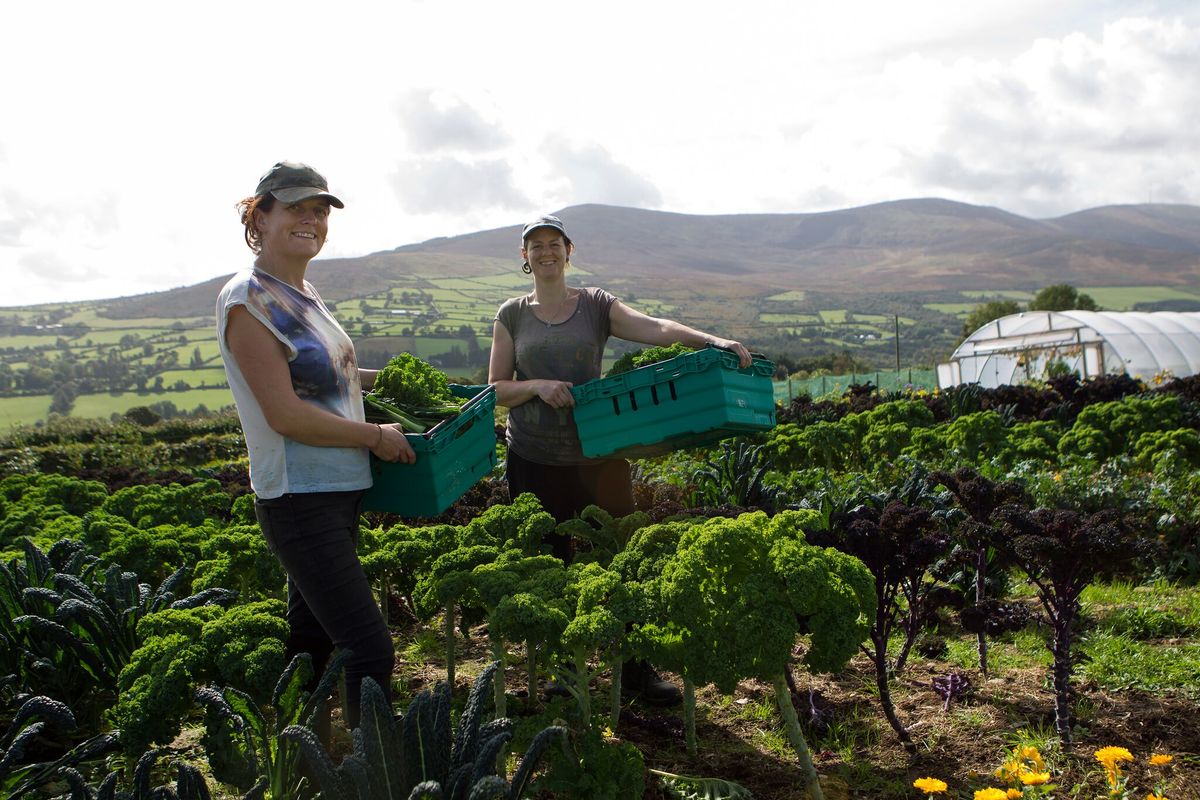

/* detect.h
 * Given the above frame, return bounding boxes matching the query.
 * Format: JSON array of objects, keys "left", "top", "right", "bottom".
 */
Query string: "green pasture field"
[
  {"left": 427, "top": 277, "right": 511, "bottom": 292},
  {"left": 435, "top": 313, "right": 492, "bottom": 326},
  {"left": 90, "top": 316, "right": 210, "bottom": 329},
  {"left": 960, "top": 289, "right": 1034, "bottom": 301},
  {"left": 468, "top": 272, "right": 535, "bottom": 289},
  {"left": 72, "top": 387, "right": 236, "bottom": 421},
  {"left": 169, "top": 341, "right": 222, "bottom": 362},
  {"left": 925, "top": 303, "right": 976, "bottom": 315},
  {"left": 759, "top": 313, "right": 823, "bottom": 324},
  {"left": 67, "top": 329, "right": 144, "bottom": 346},
  {"left": 156, "top": 368, "right": 228, "bottom": 387},
  {"left": 1080, "top": 285, "right": 1200, "bottom": 310},
  {"left": 0, "top": 335, "right": 63, "bottom": 349},
  {"left": 0, "top": 395, "right": 51, "bottom": 428},
  {"left": 766, "top": 290, "right": 807, "bottom": 302},
  {"left": 426, "top": 289, "right": 479, "bottom": 304},
  {"left": 411, "top": 338, "right": 473, "bottom": 358},
  {"left": 168, "top": 329, "right": 220, "bottom": 342},
  {"left": 360, "top": 323, "right": 411, "bottom": 337},
  {"left": 820, "top": 310, "right": 848, "bottom": 323}
]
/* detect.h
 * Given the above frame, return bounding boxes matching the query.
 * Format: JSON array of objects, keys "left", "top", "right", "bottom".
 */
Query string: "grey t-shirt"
[{"left": 495, "top": 288, "right": 616, "bottom": 465}]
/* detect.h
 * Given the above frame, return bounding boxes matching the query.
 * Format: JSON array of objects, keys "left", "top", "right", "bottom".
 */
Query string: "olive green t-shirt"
[{"left": 495, "top": 287, "right": 616, "bottom": 465}]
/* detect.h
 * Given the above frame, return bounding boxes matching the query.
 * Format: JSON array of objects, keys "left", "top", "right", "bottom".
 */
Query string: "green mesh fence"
[{"left": 772, "top": 369, "right": 938, "bottom": 403}]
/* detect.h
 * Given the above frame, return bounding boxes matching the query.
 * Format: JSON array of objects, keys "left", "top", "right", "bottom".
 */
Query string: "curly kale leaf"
[
  {"left": 605, "top": 342, "right": 694, "bottom": 377},
  {"left": 373, "top": 352, "right": 458, "bottom": 408}
]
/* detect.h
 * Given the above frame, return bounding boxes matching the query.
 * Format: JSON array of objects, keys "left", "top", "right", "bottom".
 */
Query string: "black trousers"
[
  {"left": 505, "top": 450, "right": 635, "bottom": 560},
  {"left": 254, "top": 490, "right": 394, "bottom": 727}
]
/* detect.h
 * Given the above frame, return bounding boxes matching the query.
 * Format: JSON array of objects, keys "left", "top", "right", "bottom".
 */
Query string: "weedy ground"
[
  {"left": 415, "top": 580, "right": 1198, "bottom": 800},
  {"left": 185, "top": 579, "right": 1200, "bottom": 800}
]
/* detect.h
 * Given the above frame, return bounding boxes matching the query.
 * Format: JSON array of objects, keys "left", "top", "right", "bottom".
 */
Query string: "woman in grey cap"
[
  {"left": 216, "top": 162, "right": 412, "bottom": 733},
  {"left": 488, "top": 213, "right": 751, "bottom": 703}
]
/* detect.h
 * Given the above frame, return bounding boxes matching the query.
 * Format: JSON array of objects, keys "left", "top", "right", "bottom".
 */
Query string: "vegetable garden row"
[{"left": 2, "top": 372, "right": 1200, "bottom": 798}]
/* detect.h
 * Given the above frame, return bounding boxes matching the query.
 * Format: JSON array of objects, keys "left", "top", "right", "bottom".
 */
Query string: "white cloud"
[
  {"left": 1, "top": 2, "right": 1198, "bottom": 306},
  {"left": 540, "top": 135, "right": 663, "bottom": 209},
  {"left": 394, "top": 90, "right": 512, "bottom": 153},
  {"left": 389, "top": 157, "right": 529, "bottom": 214}
]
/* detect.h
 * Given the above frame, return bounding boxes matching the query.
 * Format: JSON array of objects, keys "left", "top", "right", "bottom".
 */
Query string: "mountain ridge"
[{"left": 95, "top": 198, "right": 1200, "bottom": 319}]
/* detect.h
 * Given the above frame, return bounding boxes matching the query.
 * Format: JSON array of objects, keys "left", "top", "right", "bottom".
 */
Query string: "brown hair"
[{"left": 236, "top": 193, "right": 276, "bottom": 254}]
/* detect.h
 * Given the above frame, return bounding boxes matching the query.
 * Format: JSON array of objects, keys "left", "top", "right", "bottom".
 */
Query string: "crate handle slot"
[
  {"left": 628, "top": 391, "right": 638, "bottom": 411},
  {"left": 669, "top": 380, "right": 677, "bottom": 401},
  {"left": 651, "top": 385, "right": 659, "bottom": 405},
  {"left": 611, "top": 396, "right": 621, "bottom": 416}
]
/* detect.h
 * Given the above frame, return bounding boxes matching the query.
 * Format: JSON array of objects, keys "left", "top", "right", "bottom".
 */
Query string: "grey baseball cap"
[
  {"left": 521, "top": 214, "right": 570, "bottom": 244},
  {"left": 255, "top": 161, "right": 344, "bottom": 208}
]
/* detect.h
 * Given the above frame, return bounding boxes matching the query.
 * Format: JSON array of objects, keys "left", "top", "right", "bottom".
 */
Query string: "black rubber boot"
[{"left": 622, "top": 659, "right": 682, "bottom": 706}]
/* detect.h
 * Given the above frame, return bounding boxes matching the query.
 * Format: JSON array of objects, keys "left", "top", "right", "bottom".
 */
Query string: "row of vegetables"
[{"left": 2, "top": 374, "right": 1200, "bottom": 798}]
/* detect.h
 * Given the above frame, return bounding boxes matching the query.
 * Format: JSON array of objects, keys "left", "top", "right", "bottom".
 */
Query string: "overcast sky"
[{"left": 3, "top": 0, "right": 1198, "bottom": 308}]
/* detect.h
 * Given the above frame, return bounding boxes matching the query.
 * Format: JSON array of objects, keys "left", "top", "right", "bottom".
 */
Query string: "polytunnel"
[{"left": 937, "top": 311, "right": 1200, "bottom": 389}]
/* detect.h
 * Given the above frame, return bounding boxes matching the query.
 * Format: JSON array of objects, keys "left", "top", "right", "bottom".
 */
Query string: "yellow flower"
[
  {"left": 1019, "top": 746, "right": 1046, "bottom": 772},
  {"left": 1149, "top": 753, "right": 1173, "bottom": 766},
  {"left": 1019, "top": 771, "right": 1051, "bottom": 786},
  {"left": 913, "top": 777, "right": 948, "bottom": 793},
  {"left": 1146, "top": 794, "right": 1168, "bottom": 800},
  {"left": 1006, "top": 790, "right": 1023, "bottom": 800},
  {"left": 995, "top": 761, "right": 1022, "bottom": 782},
  {"left": 1094, "top": 746, "right": 1134, "bottom": 768},
  {"left": 975, "top": 790, "right": 1009, "bottom": 800}
]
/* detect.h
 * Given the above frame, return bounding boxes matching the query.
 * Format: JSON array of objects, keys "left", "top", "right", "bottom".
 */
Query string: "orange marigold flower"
[
  {"left": 1019, "top": 771, "right": 1051, "bottom": 786},
  {"left": 1149, "top": 753, "right": 1173, "bottom": 766},
  {"left": 913, "top": 777, "right": 948, "bottom": 793},
  {"left": 1095, "top": 746, "right": 1134, "bottom": 767},
  {"left": 975, "top": 790, "right": 1009, "bottom": 800}
]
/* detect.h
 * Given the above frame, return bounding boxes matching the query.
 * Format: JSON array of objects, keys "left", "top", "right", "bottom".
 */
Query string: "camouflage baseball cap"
[{"left": 255, "top": 161, "right": 344, "bottom": 208}]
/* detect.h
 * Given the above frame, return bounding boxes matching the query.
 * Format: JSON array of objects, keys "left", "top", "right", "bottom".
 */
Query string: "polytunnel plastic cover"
[{"left": 938, "top": 311, "right": 1200, "bottom": 388}]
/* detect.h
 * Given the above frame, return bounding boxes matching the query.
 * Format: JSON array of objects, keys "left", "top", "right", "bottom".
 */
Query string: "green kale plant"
[
  {"left": 282, "top": 662, "right": 567, "bottom": 800},
  {"left": 605, "top": 343, "right": 693, "bottom": 377},
  {"left": 197, "top": 650, "right": 349, "bottom": 799},
  {"left": 637, "top": 512, "right": 873, "bottom": 799},
  {"left": 1, "top": 695, "right": 115, "bottom": 799}
]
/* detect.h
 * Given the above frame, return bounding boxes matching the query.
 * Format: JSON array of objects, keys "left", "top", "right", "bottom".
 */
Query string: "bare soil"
[{"left": 407, "top": 622, "right": 1200, "bottom": 800}]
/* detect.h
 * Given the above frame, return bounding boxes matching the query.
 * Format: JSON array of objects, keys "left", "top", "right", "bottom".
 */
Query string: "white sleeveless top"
[{"left": 216, "top": 268, "right": 371, "bottom": 499}]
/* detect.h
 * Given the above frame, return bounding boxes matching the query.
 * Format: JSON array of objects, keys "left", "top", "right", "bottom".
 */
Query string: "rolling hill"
[{"left": 97, "top": 198, "right": 1200, "bottom": 319}]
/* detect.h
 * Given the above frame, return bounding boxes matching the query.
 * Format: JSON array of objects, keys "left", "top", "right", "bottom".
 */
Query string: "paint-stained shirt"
[
  {"left": 496, "top": 287, "right": 616, "bottom": 465},
  {"left": 217, "top": 268, "right": 370, "bottom": 499}
]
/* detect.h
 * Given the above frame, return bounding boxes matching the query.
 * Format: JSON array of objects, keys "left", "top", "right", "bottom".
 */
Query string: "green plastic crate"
[
  {"left": 361, "top": 384, "right": 497, "bottom": 516},
  {"left": 570, "top": 347, "right": 776, "bottom": 459}
]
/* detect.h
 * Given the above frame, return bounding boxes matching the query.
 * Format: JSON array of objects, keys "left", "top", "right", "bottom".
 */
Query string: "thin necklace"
[{"left": 535, "top": 290, "right": 574, "bottom": 327}]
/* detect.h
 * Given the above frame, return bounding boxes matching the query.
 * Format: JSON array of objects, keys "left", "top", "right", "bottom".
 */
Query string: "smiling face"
[
  {"left": 255, "top": 196, "right": 330, "bottom": 261},
  {"left": 521, "top": 227, "right": 573, "bottom": 278}
]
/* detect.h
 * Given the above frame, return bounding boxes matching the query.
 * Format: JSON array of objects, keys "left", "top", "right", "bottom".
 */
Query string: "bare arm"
[
  {"left": 487, "top": 319, "right": 575, "bottom": 408},
  {"left": 224, "top": 306, "right": 414, "bottom": 463},
  {"left": 609, "top": 300, "right": 752, "bottom": 367},
  {"left": 359, "top": 368, "right": 378, "bottom": 390}
]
